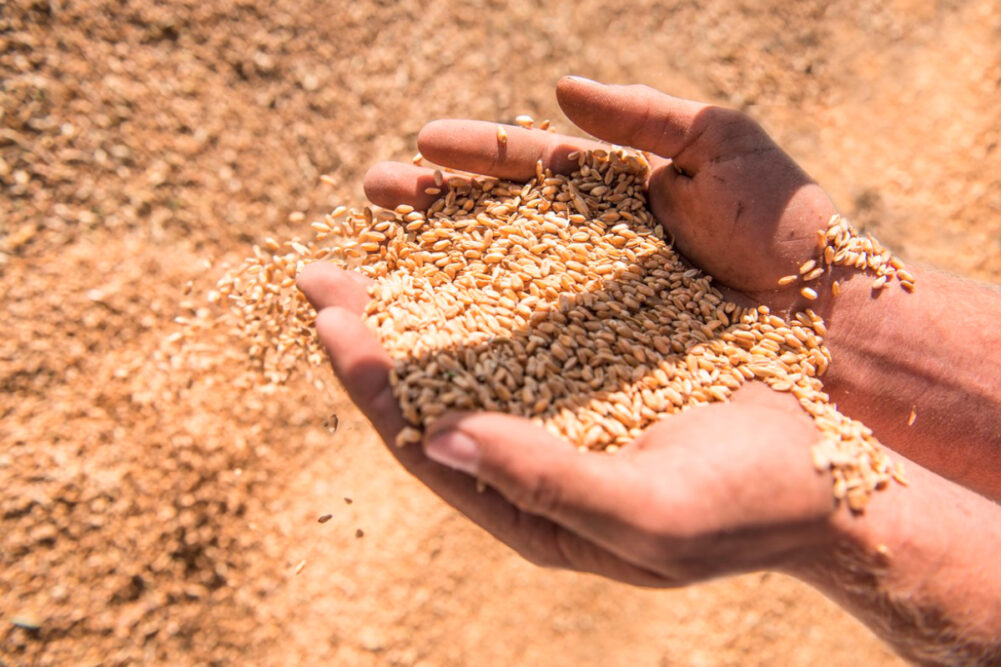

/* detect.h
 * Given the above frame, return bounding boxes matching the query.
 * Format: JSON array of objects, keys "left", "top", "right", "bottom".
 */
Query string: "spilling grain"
[{"left": 779, "top": 214, "right": 915, "bottom": 293}]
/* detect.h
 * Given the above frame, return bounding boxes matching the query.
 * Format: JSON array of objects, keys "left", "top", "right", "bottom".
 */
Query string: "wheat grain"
[{"left": 188, "top": 142, "right": 907, "bottom": 512}]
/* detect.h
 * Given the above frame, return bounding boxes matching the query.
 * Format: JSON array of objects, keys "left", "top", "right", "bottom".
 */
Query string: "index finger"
[
  {"left": 417, "top": 119, "right": 608, "bottom": 181},
  {"left": 555, "top": 76, "right": 714, "bottom": 171},
  {"left": 304, "top": 273, "right": 668, "bottom": 586}
]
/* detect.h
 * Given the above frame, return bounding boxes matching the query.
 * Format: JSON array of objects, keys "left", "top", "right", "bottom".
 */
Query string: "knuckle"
[
  {"left": 706, "top": 108, "right": 763, "bottom": 143},
  {"left": 627, "top": 82, "right": 658, "bottom": 96},
  {"left": 512, "top": 471, "right": 564, "bottom": 517}
]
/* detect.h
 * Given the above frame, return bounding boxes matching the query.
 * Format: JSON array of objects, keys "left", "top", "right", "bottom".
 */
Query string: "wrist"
[
  {"left": 778, "top": 468, "right": 903, "bottom": 585},
  {"left": 780, "top": 456, "right": 1001, "bottom": 663}
]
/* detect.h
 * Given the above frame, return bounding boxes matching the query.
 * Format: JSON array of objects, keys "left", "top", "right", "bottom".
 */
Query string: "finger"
[
  {"left": 363, "top": 161, "right": 466, "bottom": 210},
  {"left": 314, "top": 306, "right": 406, "bottom": 446},
  {"left": 645, "top": 160, "right": 690, "bottom": 224},
  {"left": 312, "top": 308, "right": 667, "bottom": 585},
  {"left": 296, "top": 263, "right": 372, "bottom": 314},
  {"left": 556, "top": 76, "right": 721, "bottom": 170},
  {"left": 423, "top": 412, "right": 655, "bottom": 557},
  {"left": 417, "top": 119, "right": 607, "bottom": 181},
  {"left": 312, "top": 305, "right": 530, "bottom": 512}
]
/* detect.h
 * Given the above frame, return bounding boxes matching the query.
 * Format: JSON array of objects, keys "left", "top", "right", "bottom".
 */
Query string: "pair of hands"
[{"left": 298, "top": 76, "right": 854, "bottom": 585}]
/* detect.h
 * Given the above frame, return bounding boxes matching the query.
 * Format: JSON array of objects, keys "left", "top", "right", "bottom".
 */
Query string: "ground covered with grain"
[{"left": 3, "top": 1, "right": 1000, "bottom": 665}]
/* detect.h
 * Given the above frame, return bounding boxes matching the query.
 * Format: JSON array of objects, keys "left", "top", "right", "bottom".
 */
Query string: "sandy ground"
[{"left": 2, "top": 0, "right": 999, "bottom": 664}]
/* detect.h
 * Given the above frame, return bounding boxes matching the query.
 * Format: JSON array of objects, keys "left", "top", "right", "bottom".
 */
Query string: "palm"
[{"left": 649, "top": 126, "right": 837, "bottom": 296}]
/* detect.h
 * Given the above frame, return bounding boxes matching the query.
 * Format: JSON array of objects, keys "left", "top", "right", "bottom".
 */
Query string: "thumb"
[
  {"left": 423, "top": 412, "right": 645, "bottom": 540},
  {"left": 555, "top": 76, "right": 726, "bottom": 170}
]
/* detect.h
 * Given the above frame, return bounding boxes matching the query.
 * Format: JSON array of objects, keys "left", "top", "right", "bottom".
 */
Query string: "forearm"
[
  {"left": 819, "top": 264, "right": 1001, "bottom": 500},
  {"left": 789, "top": 458, "right": 1001, "bottom": 665}
]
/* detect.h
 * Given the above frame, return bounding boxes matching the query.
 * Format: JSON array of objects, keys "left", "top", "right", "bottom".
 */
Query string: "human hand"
[
  {"left": 298, "top": 265, "right": 840, "bottom": 585},
  {"left": 296, "top": 78, "right": 1001, "bottom": 659},
  {"left": 365, "top": 76, "right": 838, "bottom": 305}
]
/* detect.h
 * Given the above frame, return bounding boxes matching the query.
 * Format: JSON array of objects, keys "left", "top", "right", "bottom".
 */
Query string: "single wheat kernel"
[
  {"left": 395, "top": 427, "right": 422, "bottom": 447},
  {"left": 777, "top": 274, "right": 798, "bottom": 286},
  {"left": 515, "top": 115, "right": 534, "bottom": 128},
  {"left": 800, "top": 287, "right": 819, "bottom": 300},
  {"left": 804, "top": 267, "right": 825, "bottom": 281},
  {"left": 497, "top": 126, "right": 508, "bottom": 145}
]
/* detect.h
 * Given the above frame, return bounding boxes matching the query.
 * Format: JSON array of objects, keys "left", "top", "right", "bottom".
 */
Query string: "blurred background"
[{"left": 2, "top": 0, "right": 998, "bottom": 664}]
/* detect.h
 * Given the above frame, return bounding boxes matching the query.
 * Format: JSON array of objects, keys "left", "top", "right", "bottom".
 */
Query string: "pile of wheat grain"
[{"left": 186, "top": 140, "right": 910, "bottom": 511}]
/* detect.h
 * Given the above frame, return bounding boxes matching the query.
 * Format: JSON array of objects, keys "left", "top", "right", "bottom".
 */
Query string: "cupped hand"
[
  {"left": 365, "top": 76, "right": 838, "bottom": 304},
  {"left": 298, "top": 265, "right": 840, "bottom": 585}
]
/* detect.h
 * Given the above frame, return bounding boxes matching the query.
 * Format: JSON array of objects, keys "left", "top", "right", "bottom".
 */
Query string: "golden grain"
[
  {"left": 804, "top": 214, "right": 914, "bottom": 293},
  {"left": 777, "top": 274, "right": 798, "bottom": 286},
  {"left": 804, "top": 267, "right": 825, "bottom": 281},
  {"left": 193, "top": 144, "right": 906, "bottom": 512}
]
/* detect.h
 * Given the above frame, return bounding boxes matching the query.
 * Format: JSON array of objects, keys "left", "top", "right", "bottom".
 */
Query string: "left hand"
[{"left": 298, "top": 265, "right": 841, "bottom": 586}]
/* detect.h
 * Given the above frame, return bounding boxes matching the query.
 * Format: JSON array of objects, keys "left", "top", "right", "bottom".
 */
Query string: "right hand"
[{"left": 365, "top": 76, "right": 840, "bottom": 305}]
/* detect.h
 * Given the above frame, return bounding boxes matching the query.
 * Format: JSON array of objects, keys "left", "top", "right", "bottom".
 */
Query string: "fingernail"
[
  {"left": 424, "top": 430, "right": 480, "bottom": 475},
  {"left": 565, "top": 75, "right": 601, "bottom": 86}
]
